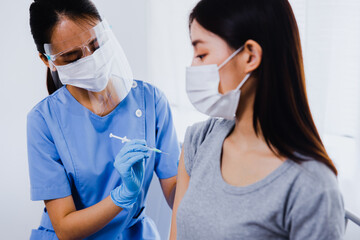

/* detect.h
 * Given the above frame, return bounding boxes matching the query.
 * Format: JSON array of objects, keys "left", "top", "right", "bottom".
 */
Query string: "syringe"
[{"left": 109, "top": 133, "right": 168, "bottom": 155}]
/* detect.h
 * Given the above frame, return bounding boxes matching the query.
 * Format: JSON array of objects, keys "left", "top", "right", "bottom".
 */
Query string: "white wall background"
[
  {"left": 0, "top": 0, "right": 359, "bottom": 239},
  {"left": 0, "top": 0, "right": 47, "bottom": 238}
]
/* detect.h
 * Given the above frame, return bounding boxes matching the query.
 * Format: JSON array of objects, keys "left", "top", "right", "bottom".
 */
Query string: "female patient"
[{"left": 170, "top": 0, "right": 345, "bottom": 239}]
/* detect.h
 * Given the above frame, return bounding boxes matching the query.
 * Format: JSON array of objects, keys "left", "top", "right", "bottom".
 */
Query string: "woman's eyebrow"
[{"left": 192, "top": 39, "right": 205, "bottom": 47}]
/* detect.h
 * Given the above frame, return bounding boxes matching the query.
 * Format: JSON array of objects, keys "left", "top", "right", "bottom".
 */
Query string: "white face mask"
[
  {"left": 186, "top": 46, "right": 251, "bottom": 120},
  {"left": 54, "top": 39, "right": 115, "bottom": 92}
]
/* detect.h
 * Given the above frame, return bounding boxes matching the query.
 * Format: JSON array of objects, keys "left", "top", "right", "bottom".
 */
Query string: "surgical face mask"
[
  {"left": 53, "top": 39, "right": 115, "bottom": 92},
  {"left": 186, "top": 46, "right": 251, "bottom": 120}
]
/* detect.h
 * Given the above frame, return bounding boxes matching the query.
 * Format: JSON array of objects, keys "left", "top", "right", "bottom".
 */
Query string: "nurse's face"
[
  {"left": 40, "top": 17, "right": 100, "bottom": 68},
  {"left": 190, "top": 20, "right": 261, "bottom": 95}
]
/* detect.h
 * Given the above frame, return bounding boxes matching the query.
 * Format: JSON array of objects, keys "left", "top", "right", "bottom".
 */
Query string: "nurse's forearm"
[{"left": 45, "top": 195, "right": 122, "bottom": 240}]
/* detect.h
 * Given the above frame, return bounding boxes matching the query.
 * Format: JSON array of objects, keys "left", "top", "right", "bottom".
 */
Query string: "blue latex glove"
[{"left": 110, "top": 139, "right": 150, "bottom": 209}]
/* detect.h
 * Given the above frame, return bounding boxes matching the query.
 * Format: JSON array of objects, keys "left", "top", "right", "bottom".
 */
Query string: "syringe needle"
[{"left": 109, "top": 133, "right": 168, "bottom": 154}]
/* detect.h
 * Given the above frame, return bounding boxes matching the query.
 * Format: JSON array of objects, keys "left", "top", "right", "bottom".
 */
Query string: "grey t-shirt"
[{"left": 176, "top": 118, "right": 345, "bottom": 240}]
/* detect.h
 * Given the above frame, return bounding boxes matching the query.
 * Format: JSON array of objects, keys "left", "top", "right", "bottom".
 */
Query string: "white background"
[{"left": 0, "top": 0, "right": 359, "bottom": 239}]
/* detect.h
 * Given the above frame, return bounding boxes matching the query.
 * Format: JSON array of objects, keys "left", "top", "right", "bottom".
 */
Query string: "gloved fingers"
[
  {"left": 114, "top": 153, "right": 147, "bottom": 175},
  {"left": 131, "top": 159, "right": 145, "bottom": 182},
  {"left": 127, "top": 166, "right": 144, "bottom": 187},
  {"left": 144, "top": 150, "right": 151, "bottom": 158},
  {"left": 115, "top": 151, "right": 148, "bottom": 166},
  {"left": 121, "top": 139, "right": 147, "bottom": 151},
  {"left": 118, "top": 143, "right": 149, "bottom": 158},
  {"left": 125, "top": 154, "right": 147, "bottom": 169},
  {"left": 122, "top": 157, "right": 146, "bottom": 189},
  {"left": 119, "top": 145, "right": 149, "bottom": 156},
  {"left": 127, "top": 139, "right": 147, "bottom": 146},
  {"left": 116, "top": 145, "right": 149, "bottom": 163},
  {"left": 132, "top": 157, "right": 145, "bottom": 173},
  {"left": 114, "top": 152, "right": 136, "bottom": 169}
]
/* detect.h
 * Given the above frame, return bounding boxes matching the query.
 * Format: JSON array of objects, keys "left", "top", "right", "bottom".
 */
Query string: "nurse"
[
  {"left": 170, "top": 0, "right": 345, "bottom": 239},
  {"left": 27, "top": 0, "right": 180, "bottom": 239}
]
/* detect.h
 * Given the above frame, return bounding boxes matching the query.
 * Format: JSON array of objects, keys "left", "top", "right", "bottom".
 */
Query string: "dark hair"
[
  {"left": 29, "top": 0, "right": 101, "bottom": 95},
  {"left": 190, "top": 0, "right": 337, "bottom": 175}
]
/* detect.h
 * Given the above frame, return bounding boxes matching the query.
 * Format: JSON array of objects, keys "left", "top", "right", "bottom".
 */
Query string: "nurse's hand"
[{"left": 110, "top": 139, "right": 150, "bottom": 209}]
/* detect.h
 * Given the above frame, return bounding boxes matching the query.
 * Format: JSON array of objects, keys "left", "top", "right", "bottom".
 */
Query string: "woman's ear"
[
  {"left": 243, "top": 40, "right": 262, "bottom": 73},
  {"left": 39, "top": 52, "right": 57, "bottom": 71},
  {"left": 39, "top": 53, "right": 50, "bottom": 67}
]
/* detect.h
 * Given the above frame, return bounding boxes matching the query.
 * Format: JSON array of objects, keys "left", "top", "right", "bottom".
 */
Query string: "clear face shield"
[{"left": 44, "top": 19, "right": 134, "bottom": 116}]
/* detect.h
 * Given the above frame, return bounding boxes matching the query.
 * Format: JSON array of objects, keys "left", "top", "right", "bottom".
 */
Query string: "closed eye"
[
  {"left": 61, "top": 50, "right": 83, "bottom": 63},
  {"left": 196, "top": 54, "right": 207, "bottom": 60}
]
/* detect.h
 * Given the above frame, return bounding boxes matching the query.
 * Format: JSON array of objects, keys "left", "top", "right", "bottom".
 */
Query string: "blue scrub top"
[{"left": 27, "top": 80, "right": 180, "bottom": 239}]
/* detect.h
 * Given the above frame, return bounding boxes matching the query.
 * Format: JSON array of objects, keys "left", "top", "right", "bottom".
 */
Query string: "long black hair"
[
  {"left": 190, "top": 0, "right": 337, "bottom": 175},
  {"left": 29, "top": 0, "right": 101, "bottom": 94}
]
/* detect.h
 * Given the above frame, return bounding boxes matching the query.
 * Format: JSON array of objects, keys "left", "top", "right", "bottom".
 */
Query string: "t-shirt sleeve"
[
  {"left": 183, "top": 125, "right": 196, "bottom": 176},
  {"left": 288, "top": 188, "right": 345, "bottom": 240},
  {"left": 182, "top": 118, "right": 218, "bottom": 176},
  {"left": 153, "top": 89, "right": 181, "bottom": 179},
  {"left": 27, "top": 109, "right": 71, "bottom": 201}
]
